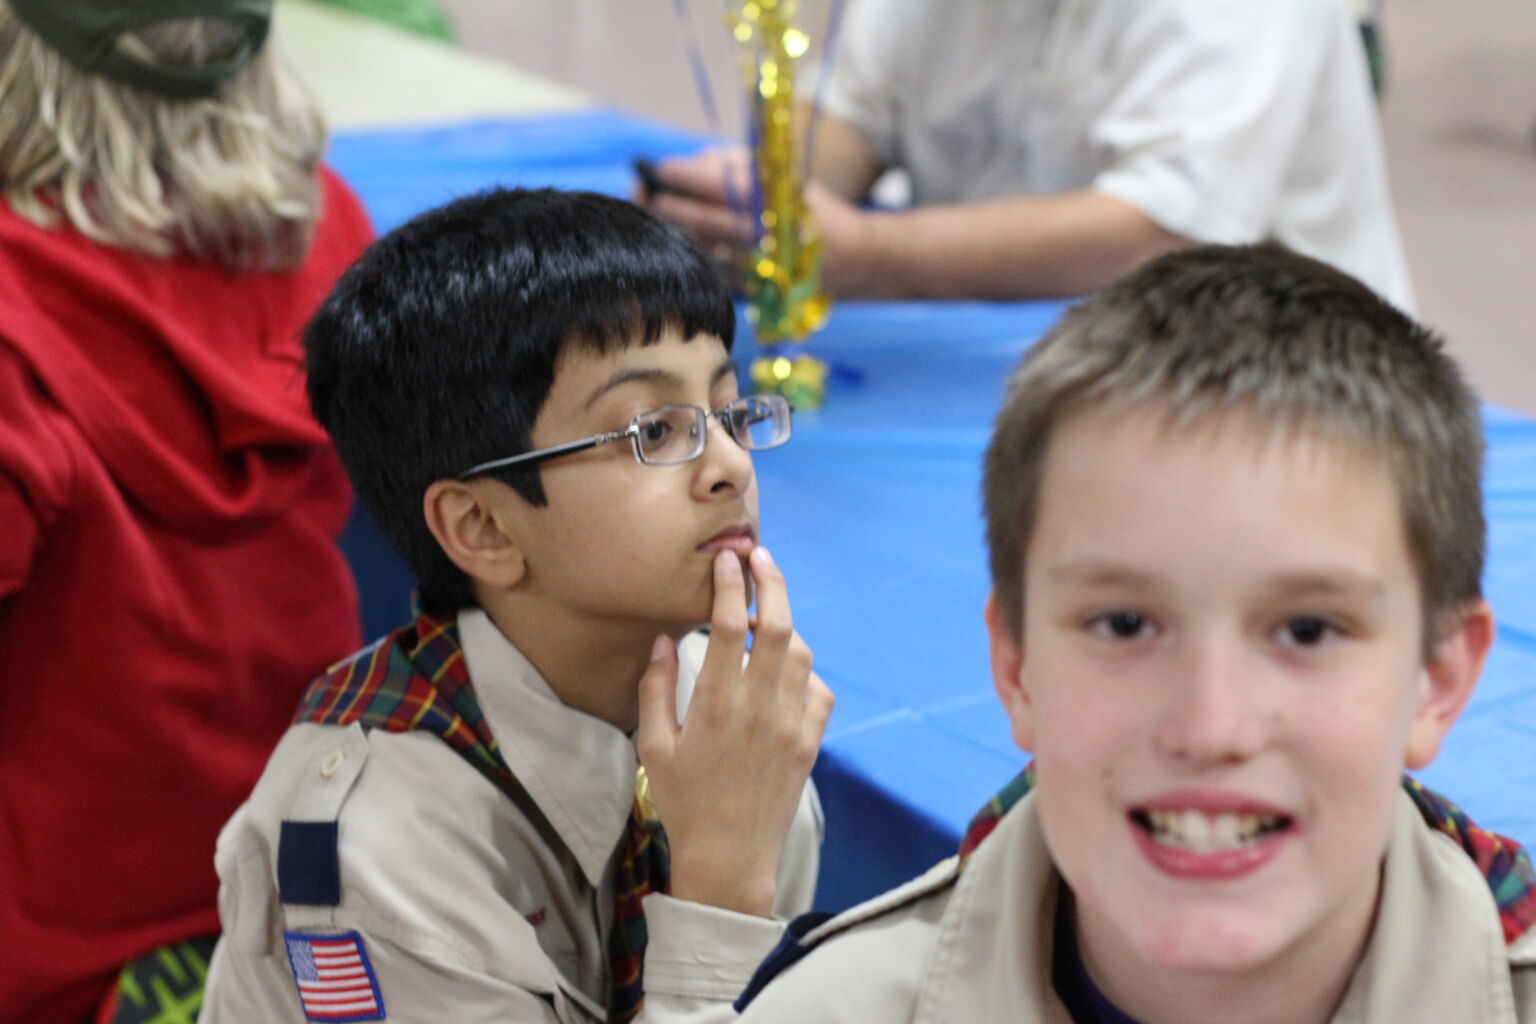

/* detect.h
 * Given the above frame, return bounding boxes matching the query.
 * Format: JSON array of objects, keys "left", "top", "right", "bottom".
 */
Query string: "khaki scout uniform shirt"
[
  {"left": 202, "top": 609, "right": 823, "bottom": 1023},
  {"left": 740, "top": 788, "right": 1536, "bottom": 1023}
]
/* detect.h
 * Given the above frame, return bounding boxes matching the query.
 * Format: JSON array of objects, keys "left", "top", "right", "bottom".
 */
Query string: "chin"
[
  {"left": 665, "top": 600, "right": 713, "bottom": 636},
  {"left": 1129, "top": 907, "right": 1285, "bottom": 976}
]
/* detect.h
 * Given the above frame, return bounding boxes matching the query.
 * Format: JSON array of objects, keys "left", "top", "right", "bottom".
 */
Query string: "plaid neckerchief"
[
  {"left": 294, "top": 607, "right": 670, "bottom": 1023},
  {"left": 957, "top": 768, "right": 1535, "bottom": 947},
  {"left": 1403, "top": 776, "right": 1536, "bottom": 945}
]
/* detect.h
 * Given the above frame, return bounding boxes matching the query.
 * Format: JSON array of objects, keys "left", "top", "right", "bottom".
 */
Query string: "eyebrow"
[
  {"left": 583, "top": 357, "right": 738, "bottom": 409},
  {"left": 1046, "top": 562, "right": 1159, "bottom": 591},
  {"left": 1256, "top": 571, "right": 1388, "bottom": 603},
  {"left": 1047, "top": 562, "right": 1387, "bottom": 601}
]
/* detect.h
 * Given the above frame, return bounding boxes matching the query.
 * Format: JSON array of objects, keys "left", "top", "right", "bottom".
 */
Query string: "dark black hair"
[{"left": 305, "top": 187, "right": 737, "bottom": 614}]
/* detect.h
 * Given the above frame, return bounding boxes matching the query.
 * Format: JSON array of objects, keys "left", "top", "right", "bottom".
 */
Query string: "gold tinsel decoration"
[{"left": 730, "top": 0, "right": 831, "bottom": 408}]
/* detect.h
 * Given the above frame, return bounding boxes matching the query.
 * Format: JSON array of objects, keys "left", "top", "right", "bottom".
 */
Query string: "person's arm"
[
  {"left": 806, "top": 109, "right": 884, "bottom": 202},
  {"left": 646, "top": 150, "right": 1186, "bottom": 300},
  {"left": 832, "top": 190, "right": 1188, "bottom": 299},
  {"left": 804, "top": 106, "right": 1188, "bottom": 299}
]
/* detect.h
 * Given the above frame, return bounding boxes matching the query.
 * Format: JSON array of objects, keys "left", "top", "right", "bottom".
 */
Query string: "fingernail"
[
  {"left": 716, "top": 549, "right": 739, "bottom": 573},
  {"left": 651, "top": 635, "right": 668, "bottom": 662},
  {"left": 755, "top": 545, "right": 774, "bottom": 565}
]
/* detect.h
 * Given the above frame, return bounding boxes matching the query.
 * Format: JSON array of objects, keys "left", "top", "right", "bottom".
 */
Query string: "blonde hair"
[
  {"left": 983, "top": 244, "right": 1485, "bottom": 656},
  {"left": 0, "top": 5, "right": 326, "bottom": 272}
]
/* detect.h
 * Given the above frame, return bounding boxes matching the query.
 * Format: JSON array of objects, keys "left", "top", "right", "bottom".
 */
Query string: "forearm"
[
  {"left": 802, "top": 107, "right": 883, "bottom": 202},
  {"left": 834, "top": 189, "right": 1190, "bottom": 300}
]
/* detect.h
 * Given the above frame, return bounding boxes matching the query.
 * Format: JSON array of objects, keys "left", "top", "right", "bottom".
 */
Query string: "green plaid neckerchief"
[
  {"left": 295, "top": 607, "right": 669, "bottom": 1023},
  {"left": 956, "top": 767, "right": 1536, "bottom": 946}
]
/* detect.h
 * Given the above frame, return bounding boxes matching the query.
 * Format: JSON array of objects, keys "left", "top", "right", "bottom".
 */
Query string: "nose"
[
  {"left": 1152, "top": 634, "right": 1272, "bottom": 766},
  {"left": 692, "top": 412, "right": 754, "bottom": 498}
]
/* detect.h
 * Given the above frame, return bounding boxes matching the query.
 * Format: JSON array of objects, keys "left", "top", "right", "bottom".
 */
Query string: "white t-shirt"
[{"left": 825, "top": 0, "right": 1414, "bottom": 309}]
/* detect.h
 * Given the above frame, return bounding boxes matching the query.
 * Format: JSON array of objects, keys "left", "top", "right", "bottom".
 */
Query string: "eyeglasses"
[{"left": 458, "top": 394, "right": 792, "bottom": 478}]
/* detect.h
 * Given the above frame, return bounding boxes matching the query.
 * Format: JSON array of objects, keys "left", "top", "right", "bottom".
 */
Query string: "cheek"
[
  {"left": 1283, "top": 675, "right": 1420, "bottom": 803},
  {"left": 1028, "top": 669, "right": 1137, "bottom": 774}
]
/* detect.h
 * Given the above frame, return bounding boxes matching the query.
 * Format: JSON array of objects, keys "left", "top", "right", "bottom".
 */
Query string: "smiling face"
[
  {"left": 986, "top": 403, "right": 1490, "bottom": 1008},
  {"left": 499, "top": 327, "right": 759, "bottom": 637}
]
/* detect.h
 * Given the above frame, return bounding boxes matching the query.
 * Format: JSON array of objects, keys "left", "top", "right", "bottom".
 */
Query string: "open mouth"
[{"left": 1130, "top": 809, "right": 1293, "bottom": 855}]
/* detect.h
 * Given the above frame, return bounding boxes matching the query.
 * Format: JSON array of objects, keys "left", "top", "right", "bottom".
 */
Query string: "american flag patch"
[{"left": 283, "top": 931, "right": 385, "bottom": 1022}]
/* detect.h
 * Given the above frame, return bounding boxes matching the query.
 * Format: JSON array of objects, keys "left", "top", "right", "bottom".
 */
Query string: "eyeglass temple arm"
[{"left": 457, "top": 427, "right": 633, "bottom": 480}]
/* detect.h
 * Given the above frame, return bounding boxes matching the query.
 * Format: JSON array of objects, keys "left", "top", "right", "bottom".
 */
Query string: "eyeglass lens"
[
  {"left": 635, "top": 407, "right": 707, "bottom": 464},
  {"left": 726, "top": 396, "right": 789, "bottom": 450},
  {"left": 633, "top": 397, "right": 790, "bottom": 465}
]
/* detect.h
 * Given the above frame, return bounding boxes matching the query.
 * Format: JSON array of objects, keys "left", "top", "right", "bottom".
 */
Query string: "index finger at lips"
[
  {"left": 744, "top": 547, "right": 792, "bottom": 675},
  {"left": 699, "top": 550, "right": 750, "bottom": 683}
]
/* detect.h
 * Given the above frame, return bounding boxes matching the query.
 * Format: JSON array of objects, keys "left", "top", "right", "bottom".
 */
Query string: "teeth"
[
  {"left": 1144, "top": 810, "right": 1285, "bottom": 853},
  {"left": 1182, "top": 811, "right": 1211, "bottom": 849},
  {"left": 1210, "top": 813, "right": 1239, "bottom": 850}
]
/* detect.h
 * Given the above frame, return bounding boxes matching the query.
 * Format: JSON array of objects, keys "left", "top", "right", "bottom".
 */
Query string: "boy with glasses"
[
  {"left": 733, "top": 244, "right": 1534, "bottom": 1022},
  {"left": 202, "top": 187, "right": 832, "bottom": 1023}
]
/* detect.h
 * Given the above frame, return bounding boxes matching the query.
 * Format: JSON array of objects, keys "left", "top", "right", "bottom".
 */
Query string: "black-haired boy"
[{"left": 202, "top": 188, "right": 832, "bottom": 1023}]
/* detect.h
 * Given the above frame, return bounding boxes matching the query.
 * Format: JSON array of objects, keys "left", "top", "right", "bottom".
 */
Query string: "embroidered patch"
[
  {"left": 278, "top": 820, "right": 341, "bottom": 906},
  {"left": 283, "top": 931, "right": 385, "bottom": 1022}
]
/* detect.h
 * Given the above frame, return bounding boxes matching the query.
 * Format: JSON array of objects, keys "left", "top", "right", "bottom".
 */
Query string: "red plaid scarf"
[
  {"left": 295, "top": 608, "right": 668, "bottom": 1023},
  {"left": 957, "top": 767, "right": 1536, "bottom": 946}
]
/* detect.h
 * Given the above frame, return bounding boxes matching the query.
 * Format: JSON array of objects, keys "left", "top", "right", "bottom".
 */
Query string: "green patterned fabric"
[{"left": 96, "top": 936, "right": 217, "bottom": 1024}]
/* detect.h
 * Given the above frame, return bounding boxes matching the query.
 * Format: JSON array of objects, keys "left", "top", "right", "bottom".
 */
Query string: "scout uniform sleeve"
[{"left": 202, "top": 724, "right": 599, "bottom": 1023}]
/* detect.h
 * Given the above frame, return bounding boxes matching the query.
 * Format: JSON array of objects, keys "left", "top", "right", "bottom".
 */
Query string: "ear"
[
  {"left": 985, "top": 590, "right": 1036, "bottom": 753},
  {"left": 422, "top": 479, "right": 529, "bottom": 591},
  {"left": 1404, "top": 598, "right": 1495, "bottom": 770}
]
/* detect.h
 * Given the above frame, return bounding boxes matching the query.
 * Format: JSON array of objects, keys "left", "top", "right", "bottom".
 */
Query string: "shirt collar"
[
  {"left": 1331, "top": 787, "right": 1519, "bottom": 1021},
  {"left": 921, "top": 788, "right": 1522, "bottom": 1024},
  {"left": 456, "top": 608, "right": 637, "bottom": 889}
]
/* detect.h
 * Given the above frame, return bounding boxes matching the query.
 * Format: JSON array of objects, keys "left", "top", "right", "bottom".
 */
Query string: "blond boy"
[{"left": 735, "top": 243, "right": 1534, "bottom": 1023}]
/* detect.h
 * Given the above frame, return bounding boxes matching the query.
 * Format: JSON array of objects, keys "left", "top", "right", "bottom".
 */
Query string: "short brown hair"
[{"left": 983, "top": 244, "right": 1484, "bottom": 653}]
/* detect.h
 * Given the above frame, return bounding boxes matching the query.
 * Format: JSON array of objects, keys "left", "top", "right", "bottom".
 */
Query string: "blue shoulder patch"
[
  {"left": 278, "top": 820, "right": 341, "bottom": 906},
  {"left": 734, "top": 910, "right": 836, "bottom": 1012}
]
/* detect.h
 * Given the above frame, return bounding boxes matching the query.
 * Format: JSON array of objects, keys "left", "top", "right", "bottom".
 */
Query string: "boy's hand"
[{"left": 635, "top": 547, "right": 833, "bottom": 917}]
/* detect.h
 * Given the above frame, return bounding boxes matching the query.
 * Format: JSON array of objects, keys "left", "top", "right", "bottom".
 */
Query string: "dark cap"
[{"left": 9, "top": 0, "right": 274, "bottom": 99}]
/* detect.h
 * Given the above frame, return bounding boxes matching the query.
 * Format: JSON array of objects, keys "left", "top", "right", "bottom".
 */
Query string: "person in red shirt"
[{"left": 0, "top": 2, "right": 373, "bottom": 1020}]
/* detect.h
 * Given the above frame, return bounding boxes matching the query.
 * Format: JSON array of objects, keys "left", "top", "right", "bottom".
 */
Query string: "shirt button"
[{"left": 320, "top": 751, "right": 346, "bottom": 779}]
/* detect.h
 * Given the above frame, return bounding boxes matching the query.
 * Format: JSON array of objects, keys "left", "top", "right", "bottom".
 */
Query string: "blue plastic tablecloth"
[{"left": 331, "top": 110, "right": 1536, "bottom": 909}]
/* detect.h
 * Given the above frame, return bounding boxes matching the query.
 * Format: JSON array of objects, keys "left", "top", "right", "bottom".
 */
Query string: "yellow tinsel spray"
[{"left": 730, "top": 0, "right": 831, "bottom": 408}]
